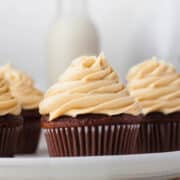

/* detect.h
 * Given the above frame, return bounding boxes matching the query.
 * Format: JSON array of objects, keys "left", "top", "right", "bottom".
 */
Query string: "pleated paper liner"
[
  {"left": 16, "top": 109, "right": 41, "bottom": 154},
  {"left": 137, "top": 112, "right": 180, "bottom": 153},
  {"left": 16, "top": 120, "right": 41, "bottom": 154},
  {"left": 0, "top": 115, "right": 23, "bottom": 157},
  {"left": 42, "top": 114, "right": 140, "bottom": 157}
]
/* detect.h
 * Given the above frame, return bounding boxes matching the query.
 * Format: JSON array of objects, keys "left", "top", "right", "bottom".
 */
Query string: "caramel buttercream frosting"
[
  {"left": 0, "top": 65, "right": 43, "bottom": 110},
  {"left": 39, "top": 54, "right": 141, "bottom": 121},
  {"left": 127, "top": 57, "right": 180, "bottom": 115},
  {"left": 0, "top": 75, "right": 21, "bottom": 115}
]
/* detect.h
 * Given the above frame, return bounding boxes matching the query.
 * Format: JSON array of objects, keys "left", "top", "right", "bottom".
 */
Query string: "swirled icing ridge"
[
  {"left": 0, "top": 65, "right": 43, "bottom": 110},
  {"left": 127, "top": 57, "right": 180, "bottom": 114},
  {"left": 0, "top": 75, "right": 21, "bottom": 115},
  {"left": 39, "top": 54, "right": 141, "bottom": 121}
]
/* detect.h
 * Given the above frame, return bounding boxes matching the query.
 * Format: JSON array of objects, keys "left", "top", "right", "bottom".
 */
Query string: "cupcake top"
[
  {"left": 127, "top": 57, "right": 180, "bottom": 115},
  {"left": 0, "top": 75, "right": 21, "bottom": 115},
  {"left": 0, "top": 65, "right": 43, "bottom": 110},
  {"left": 39, "top": 54, "right": 141, "bottom": 121}
]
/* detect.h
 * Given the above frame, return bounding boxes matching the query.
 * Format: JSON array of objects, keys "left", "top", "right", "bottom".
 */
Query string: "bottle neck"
[{"left": 58, "top": 0, "right": 88, "bottom": 17}]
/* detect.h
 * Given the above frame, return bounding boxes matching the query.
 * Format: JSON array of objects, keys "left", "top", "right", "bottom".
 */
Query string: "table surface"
[{"left": 1, "top": 135, "right": 179, "bottom": 180}]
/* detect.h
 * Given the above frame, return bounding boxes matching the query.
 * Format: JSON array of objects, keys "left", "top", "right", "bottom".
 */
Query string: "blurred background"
[{"left": 0, "top": 0, "right": 179, "bottom": 89}]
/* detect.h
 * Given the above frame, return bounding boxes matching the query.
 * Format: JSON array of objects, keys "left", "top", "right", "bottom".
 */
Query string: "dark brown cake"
[
  {"left": 137, "top": 112, "right": 180, "bottom": 153},
  {"left": 0, "top": 115, "right": 23, "bottom": 157},
  {"left": 16, "top": 108, "right": 41, "bottom": 154},
  {"left": 42, "top": 114, "right": 141, "bottom": 157}
]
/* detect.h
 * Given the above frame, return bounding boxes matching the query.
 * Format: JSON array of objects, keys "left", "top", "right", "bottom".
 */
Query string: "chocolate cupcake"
[
  {"left": 0, "top": 75, "right": 22, "bottom": 157},
  {"left": 127, "top": 57, "right": 180, "bottom": 153},
  {"left": 0, "top": 65, "right": 43, "bottom": 154},
  {"left": 39, "top": 54, "right": 141, "bottom": 157}
]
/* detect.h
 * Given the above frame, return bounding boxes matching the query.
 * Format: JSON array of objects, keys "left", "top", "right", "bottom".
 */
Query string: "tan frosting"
[
  {"left": 0, "top": 65, "right": 43, "bottom": 110},
  {"left": 39, "top": 54, "right": 141, "bottom": 121},
  {"left": 127, "top": 57, "right": 180, "bottom": 114},
  {"left": 0, "top": 75, "right": 21, "bottom": 115}
]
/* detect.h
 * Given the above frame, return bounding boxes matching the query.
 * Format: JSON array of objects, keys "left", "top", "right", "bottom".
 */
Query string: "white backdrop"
[{"left": 0, "top": 0, "right": 179, "bottom": 89}]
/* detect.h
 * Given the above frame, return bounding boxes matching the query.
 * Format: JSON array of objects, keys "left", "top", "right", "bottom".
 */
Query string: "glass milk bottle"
[{"left": 48, "top": 0, "right": 100, "bottom": 83}]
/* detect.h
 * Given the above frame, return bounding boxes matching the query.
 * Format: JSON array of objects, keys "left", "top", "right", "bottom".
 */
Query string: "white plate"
[{"left": 1, "top": 137, "right": 180, "bottom": 180}]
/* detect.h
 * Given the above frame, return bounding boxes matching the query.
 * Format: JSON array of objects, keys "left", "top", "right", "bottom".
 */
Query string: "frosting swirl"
[
  {"left": 0, "top": 65, "right": 43, "bottom": 110},
  {"left": 39, "top": 54, "right": 141, "bottom": 121},
  {"left": 127, "top": 57, "right": 180, "bottom": 114},
  {"left": 0, "top": 75, "right": 21, "bottom": 115}
]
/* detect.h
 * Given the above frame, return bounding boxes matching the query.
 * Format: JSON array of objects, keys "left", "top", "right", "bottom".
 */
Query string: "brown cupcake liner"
[
  {"left": 0, "top": 126, "right": 22, "bottom": 157},
  {"left": 44, "top": 124, "right": 139, "bottom": 157},
  {"left": 16, "top": 109, "right": 41, "bottom": 154},
  {"left": 16, "top": 121, "right": 41, "bottom": 154},
  {"left": 137, "top": 112, "right": 180, "bottom": 153},
  {"left": 0, "top": 115, "right": 23, "bottom": 157}
]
